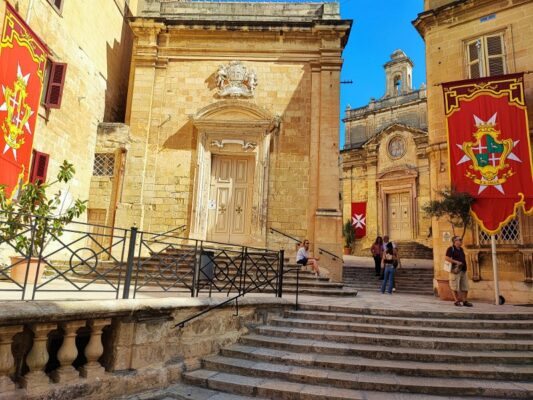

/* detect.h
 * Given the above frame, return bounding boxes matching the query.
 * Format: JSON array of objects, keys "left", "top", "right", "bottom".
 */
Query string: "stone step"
[
  {"left": 182, "top": 369, "right": 505, "bottom": 400},
  {"left": 296, "top": 303, "right": 533, "bottom": 320},
  {"left": 198, "top": 356, "right": 533, "bottom": 398},
  {"left": 269, "top": 317, "right": 533, "bottom": 340},
  {"left": 285, "top": 310, "right": 533, "bottom": 329},
  {"left": 221, "top": 344, "right": 533, "bottom": 381},
  {"left": 254, "top": 325, "right": 533, "bottom": 351},
  {"left": 240, "top": 334, "right": 533, "bottom": 364}
]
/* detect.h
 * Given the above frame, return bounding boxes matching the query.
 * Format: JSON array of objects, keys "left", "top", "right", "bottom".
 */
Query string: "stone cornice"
[{"left": 413, "top": 0, "right": 527, "bottom": 38}]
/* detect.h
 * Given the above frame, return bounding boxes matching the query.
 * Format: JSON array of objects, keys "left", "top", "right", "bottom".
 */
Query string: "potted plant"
[
  {"left": 342, "top": 219, "right": 355, "bottom": 255},
  {"left": 0, "top": 161, "right": 87, "bottom": 284},
  {"left": 423, "top": 188, "right": 475, "bottom": 300}
]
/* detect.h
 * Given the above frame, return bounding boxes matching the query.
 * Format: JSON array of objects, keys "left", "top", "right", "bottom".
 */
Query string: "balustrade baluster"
[
  {"left": 0, "top": 325, "right": 23, "bottom": 395},
  {"left": 80, "top": 319, "right": 111, "bottom": 379},
  {"left": 21, "top": 323, "right": 56, "bottom": 393},
  {"left": 51, "top": 320, "right": 86, "bottom": 383}
]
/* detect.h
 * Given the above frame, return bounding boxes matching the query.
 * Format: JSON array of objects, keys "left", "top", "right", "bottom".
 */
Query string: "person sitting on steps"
[{"left": 296, "top": 239, "right": 320, "bottom": 277}]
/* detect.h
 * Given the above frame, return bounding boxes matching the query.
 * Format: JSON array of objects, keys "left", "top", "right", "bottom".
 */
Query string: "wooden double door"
[
  {"left": 207, "top": 155, "right": 254, "bottom": 244},
  {"left": 387, "top": 192, "right": 412, "bottom": 241}
]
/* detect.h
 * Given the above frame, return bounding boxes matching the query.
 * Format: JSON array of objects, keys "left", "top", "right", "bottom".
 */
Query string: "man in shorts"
[{"left": 445, "top": 236, "right": 473, "bottom": 307}]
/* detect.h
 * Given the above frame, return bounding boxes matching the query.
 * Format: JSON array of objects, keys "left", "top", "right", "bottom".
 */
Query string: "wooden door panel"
[
  {"left": 232, "top": 187, "right": 247, "bottom": 234},
  {"left": 215, "top": 187, "right": 230, "bottom": 234}
]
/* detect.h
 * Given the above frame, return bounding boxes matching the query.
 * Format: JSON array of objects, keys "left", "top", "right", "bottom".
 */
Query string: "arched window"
[{"left": 394, "top": 75, "right": 402, "bottom": 95}]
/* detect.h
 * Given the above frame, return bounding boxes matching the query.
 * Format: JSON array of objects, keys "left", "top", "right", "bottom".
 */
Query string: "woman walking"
[
  {"left": 380, "top": 243, "right": 397, "bottom": 294},
  {"left": 370, "top": 236, "right": 383, "bottom": 277}
]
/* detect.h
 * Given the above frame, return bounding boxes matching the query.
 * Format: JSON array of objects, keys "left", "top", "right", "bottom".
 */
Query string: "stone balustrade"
[{"left": 0, "top": 296, "right": 288, "bottom": 399}]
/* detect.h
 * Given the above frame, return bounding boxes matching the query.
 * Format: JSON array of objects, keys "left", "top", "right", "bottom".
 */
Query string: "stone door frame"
[
  {"left": 376, "top": 168, "right": 418, "bottom": 240},
  {"left": 190, "top": 100, "right": 279, "bottom": 247}
]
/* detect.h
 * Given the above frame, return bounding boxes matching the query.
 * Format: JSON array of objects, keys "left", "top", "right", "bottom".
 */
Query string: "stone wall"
[
  {"left": 117, "top": 4, "right": 350, "bottom": 281},
  {"left": 0, "top": 0, "right": 135, "bottom": 216},
  {"left": 414, "top": 0, "right": 533, "bottom": 303},
  {"left": 0, "top": 297, "right": 288, "bottom": 399}
]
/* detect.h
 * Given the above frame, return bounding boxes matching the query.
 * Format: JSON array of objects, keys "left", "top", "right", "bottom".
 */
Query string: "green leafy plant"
[
  {"left": 0, "top": 160, "right": 87, "bottom": 257},
  {"left": 423, "top": 188, "right": 475, "bottom": 240},
  {"left": 342, "top": 219, "right": 355, "bottom": 249}
]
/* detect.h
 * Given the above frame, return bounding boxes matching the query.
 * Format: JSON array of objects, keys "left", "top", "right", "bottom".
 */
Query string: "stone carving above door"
[
  {"left": 211, "top": 139, "right": 257, "bottom": 151},
  {"left": 216, "top": 61, "right": 258, "bottom": 98}
]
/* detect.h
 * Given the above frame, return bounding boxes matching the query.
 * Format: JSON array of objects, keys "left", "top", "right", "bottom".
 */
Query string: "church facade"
[
  {"left": 98, "top": 1, "right": 351, "bottom": 280},
  {"left": 341, "top": 50, "right": 431, "bottom": 254}
]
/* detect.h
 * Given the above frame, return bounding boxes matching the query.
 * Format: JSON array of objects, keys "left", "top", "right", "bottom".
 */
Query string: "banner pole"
[{"left": 490, "top": 234, "right": 500, "bottom": 305}]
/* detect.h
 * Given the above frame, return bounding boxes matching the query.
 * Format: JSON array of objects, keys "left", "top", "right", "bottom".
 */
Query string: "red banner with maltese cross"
[
  {"left": 351, "top": 202, "right": 366, "bottom": 238},
  {"left": 443, "top": 74, "right": 533, "bottom": 234},
  {"left": 0, "top": 2, "right": 49, "bottom": 199}
]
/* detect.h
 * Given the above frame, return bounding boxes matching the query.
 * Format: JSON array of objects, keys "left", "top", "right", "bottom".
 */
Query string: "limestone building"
[
  {"left": 101, "top": 1, "right": 351, "bottom": 280},
  {"left": 0, "top": 0, "right": 137, "bottom": 225},
  {"left": 414, "top": 0, "right": 533, "bottom": 303},
  {"left": 341, "top": 50, "right": 431, "bottom": 254}
]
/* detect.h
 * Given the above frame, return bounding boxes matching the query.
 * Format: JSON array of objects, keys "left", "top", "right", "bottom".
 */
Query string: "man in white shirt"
[{"left": 296, "top": 239, "right": 320, "bottom": 277}]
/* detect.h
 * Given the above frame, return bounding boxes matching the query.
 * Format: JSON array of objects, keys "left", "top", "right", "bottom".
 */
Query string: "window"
[
  {"left": 478, "top": 218, "right": 521, "bottom": 245},
  {"left": 93, "top": 154, "right": 115, "bottom": 176},
  {"left": 466, "top": 33, "right": 506, "bottom": 79},
  {"left": 42, "top": 61, "right": 67, "bottom": 109},
  {"left": 46, "top": 0, "right": 64, "bottom": 14},
  {"left": 394, "top": 75, "right": 402, "bottom": 95},
  {"left": 29, "top": 151, "right": 50, "bottom": 184}
]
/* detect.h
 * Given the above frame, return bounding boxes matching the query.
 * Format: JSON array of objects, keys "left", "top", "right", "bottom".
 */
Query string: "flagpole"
[{"left": 490, "top": 234, "right": 500, "bottom": 305}]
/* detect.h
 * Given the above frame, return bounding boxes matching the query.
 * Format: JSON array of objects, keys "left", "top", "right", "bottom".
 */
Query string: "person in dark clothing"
[
  {"left": 370, "top": 236, "right": 383, "bottom": 277},
  {"left": 380, "top": 244, "right": 397, "bottom": 294},
  {"left": 445, "top": 236, "right": 473, "bottom": 307}
]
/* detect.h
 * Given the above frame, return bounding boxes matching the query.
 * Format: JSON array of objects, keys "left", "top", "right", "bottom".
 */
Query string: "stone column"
[
  {"left": 0, "top": 325, "right": 23, "bottom": 395},
  {"left": 51, "top": 320, "right": 86, "bottom": 384},
  {"left": 21, "top": 323, "right": 56, "bottom": 393},
  {"left": 80, "top": 319, "right": 111, "bottom": 379}
]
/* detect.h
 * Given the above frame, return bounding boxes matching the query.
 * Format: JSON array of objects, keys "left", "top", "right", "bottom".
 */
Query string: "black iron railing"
[
  {"left": 318, "top": 247, "right": 341, "bottom": 262},
  {"left": 269, "top": 227, "right": 301, "bottom": 244},
  {"left": 0, "top": 213, "right": 292, "bottom": 302}
]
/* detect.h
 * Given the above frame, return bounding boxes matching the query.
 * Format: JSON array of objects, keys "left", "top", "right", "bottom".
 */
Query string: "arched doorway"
[{"left": 190, "top": 100, "right": 280, "bottom": 247}]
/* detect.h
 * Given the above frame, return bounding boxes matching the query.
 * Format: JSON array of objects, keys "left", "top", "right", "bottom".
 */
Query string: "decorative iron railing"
[{"left": 0, "top": 213, "right": 288, "bottom": 301}]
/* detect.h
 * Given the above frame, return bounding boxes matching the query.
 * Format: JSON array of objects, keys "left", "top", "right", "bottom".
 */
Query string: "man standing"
[{"left": 445, "top": 236, "right": 473, "bottom": 307}]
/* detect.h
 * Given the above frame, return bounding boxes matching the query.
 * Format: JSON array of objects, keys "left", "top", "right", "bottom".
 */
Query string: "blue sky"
[{"left": 339, "top": 0, "right": 427, "bottom": 147}]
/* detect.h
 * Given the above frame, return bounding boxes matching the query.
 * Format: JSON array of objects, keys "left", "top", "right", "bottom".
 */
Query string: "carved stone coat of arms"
[{"left": 216, "top": 61, "right": 258, "bottom": 98}]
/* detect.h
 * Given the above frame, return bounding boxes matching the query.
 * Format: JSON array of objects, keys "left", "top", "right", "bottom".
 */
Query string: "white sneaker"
[{"left": 392, "top": 288, "right": 396, "bottom": 292}]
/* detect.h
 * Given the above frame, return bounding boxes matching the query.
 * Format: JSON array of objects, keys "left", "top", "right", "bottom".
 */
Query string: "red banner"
[
  {"left": 0, "top": 2, "right": 49, "bottom": 198},
  {"left": 351, "top": 202, "right": 366, "bottom": 238},
  {"left": 443, "top": 74, "right": 533, "bottom": 234}
]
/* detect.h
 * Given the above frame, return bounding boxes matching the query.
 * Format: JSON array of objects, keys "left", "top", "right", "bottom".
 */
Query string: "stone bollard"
[
  {"left": 21, "top": 323, "right": 57, "bottom": 393},
  {"left": 0, "top": 325, "right": 23, "bottom": 395},
  {"left": 51, "top": 320, "right": 86, "bottom": 384},
  {"left": 80, "top": 319, "right": 111, "bottom": 379}
]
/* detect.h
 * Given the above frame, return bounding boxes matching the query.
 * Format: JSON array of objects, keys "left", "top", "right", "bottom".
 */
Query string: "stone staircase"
[
  {"left": 179, "top": 304, "right": 533, "bottom": 399},
  {"left": 343, "top": 265, "right": 435, "bottom": 295},
  {"left": 61, "top": 250, "right": 357, "bottom": 297},
  {"left": 396, "top": 241, "right": 434, "bottom": 259}
]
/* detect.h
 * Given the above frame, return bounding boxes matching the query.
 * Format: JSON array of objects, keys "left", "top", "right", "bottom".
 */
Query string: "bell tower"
[{"left": 384, "top": 49, "right": 414, "bottom": 97}]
